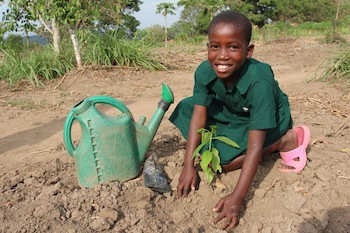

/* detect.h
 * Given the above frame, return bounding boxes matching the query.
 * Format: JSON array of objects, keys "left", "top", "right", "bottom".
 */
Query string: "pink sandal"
[{"left": 278, "top": 126, "right": 310, "bottom": 173}]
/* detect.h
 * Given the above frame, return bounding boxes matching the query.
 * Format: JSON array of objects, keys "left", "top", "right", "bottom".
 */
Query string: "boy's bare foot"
[{"left": 279, "top": 129, "right": 298, "bottom": 152}]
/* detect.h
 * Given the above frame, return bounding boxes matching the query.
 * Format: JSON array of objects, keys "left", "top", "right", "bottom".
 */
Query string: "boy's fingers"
[
  {"left": 177, "top": 182, "right": 190, "bottom": 198},
  {"left": 183, "top": 185, "right": 189, "bottom": 197},
  {"left": 212, "top": 199, "right": 224, "bottom": 212},
  {"left": 226, "top": 217, "right": 238, "bottom": 231},
  {"left": 212, "top": 211, "right": 225, "bottom": 225},
  {"left": 177, "top": 183, "right": 184, "bottom": 198},
  {"left": 191, "top": 179, "right": 196, "bottom": 190}
]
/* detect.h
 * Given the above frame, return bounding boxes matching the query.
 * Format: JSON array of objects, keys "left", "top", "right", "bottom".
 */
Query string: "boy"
[{"left": 169, "top": 10, "right": 310, "bottom": 231}]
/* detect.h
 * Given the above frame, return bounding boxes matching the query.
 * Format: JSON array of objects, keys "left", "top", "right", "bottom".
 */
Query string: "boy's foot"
[{"left": 278, "top": 126, "right": 310, "bottom": 173}]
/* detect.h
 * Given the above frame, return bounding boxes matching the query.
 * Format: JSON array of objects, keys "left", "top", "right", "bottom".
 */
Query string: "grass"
[
  {"left": 0, "top": 30, "right": 167, "bottom": 87},
  {"left": 81, "top": 30, "right": 167, "bottom": 70},
  {"left": 8, "top": 99, "right": 48, "bottom": 110},
  {"left": 311, "top": 49, "right": 350, "bottom": 88},
  {"left": 0, "top": 46, "right": 75, "bottom": 86}
]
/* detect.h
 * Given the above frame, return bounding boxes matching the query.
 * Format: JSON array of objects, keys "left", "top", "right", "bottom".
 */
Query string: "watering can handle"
[{"left": 63, "top": 96, "right": 134, "bottom": 156}]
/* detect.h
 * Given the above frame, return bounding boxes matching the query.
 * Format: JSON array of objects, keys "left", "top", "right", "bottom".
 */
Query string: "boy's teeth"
[{"left": 218, "top": 65, "right": 229, "bottom": 69}]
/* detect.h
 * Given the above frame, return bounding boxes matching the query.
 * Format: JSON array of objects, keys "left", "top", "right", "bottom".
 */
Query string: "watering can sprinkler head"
[
  {"left": 161, "top": 83, "right": 174, "bottom": 104},
  {"left": 156, "top": 83, "right": 174, "bottom": 113}
]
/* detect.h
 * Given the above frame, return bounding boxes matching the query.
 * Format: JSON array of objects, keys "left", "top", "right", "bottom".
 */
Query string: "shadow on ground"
[{"left": 0, "top": 118, "right": 65, "bottom": 155}]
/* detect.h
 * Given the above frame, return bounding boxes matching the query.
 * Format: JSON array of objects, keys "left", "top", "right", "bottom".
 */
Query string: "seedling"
[{"left": 191, "top": 125, "right": 240, "bottom": 183}]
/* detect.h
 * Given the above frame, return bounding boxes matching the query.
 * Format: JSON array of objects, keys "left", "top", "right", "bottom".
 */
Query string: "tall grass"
[
  {"left": 312, "top": 49, "right": 350, "bottom": 88},
  {"left": 0, "top": 30, "right": 167, "bottom": 86},
  {"left": 81, "top": 30, "right": 167, "bottom": 70},
  {"left": 0, "top": 46, "right": 74, "bottom": 86}
]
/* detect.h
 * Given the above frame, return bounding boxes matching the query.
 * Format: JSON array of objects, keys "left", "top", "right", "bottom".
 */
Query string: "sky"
[
  {"left": 0, "top": 1, "right": 182, "bottom": 30},
  {"left": 132, "top": 0, "right": 182, "bottom": 29}
]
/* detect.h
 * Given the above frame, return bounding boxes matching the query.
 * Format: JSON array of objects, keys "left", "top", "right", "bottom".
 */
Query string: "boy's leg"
[{"left": 222, "top": 129, "right": 297, "bottom": 172}]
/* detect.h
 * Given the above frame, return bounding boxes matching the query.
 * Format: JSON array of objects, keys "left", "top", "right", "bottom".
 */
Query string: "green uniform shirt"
[{"left": 170, "top": 58, "right": 292, "bottom": 164}]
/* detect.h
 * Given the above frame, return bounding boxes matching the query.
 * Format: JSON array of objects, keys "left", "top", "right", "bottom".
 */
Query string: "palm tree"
[{"left": 156, "top": 2, "right": 176, "bottom": 48}]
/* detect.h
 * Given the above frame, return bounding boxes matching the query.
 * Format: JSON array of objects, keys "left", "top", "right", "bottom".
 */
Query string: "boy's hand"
[
  {"left": 177, "top": 166, "right": 198, "bottom": 198},
  {"left": 212, "top": 193, "right": 242, "bottom": 231}
]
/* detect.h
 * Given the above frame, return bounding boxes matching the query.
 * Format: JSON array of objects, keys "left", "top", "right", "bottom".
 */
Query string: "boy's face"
[{"left": 207, "top": 23, "right": 254, "bottom": 81}]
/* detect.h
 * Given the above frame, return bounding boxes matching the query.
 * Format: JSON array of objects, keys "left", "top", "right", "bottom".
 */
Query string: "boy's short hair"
[{"left": 208, "top": 10, "right": 252, "bottom": 44}]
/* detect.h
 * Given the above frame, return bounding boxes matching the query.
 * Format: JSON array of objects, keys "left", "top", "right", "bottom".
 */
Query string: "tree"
[
  {"left": 97, "top": 0, "right": 142, "bottom": 37},
  {"left": 273, "top": 0, "right": 335, "bottom": 23},
  {"left": 2, "top": 0, "right": 142, "bottom": 69},
  {"left": 171, "top": 5, "right": 201, "bottom": 39},
  {"left": 2, "top": 0, "right": 39, "bottom": 47},
  {"left": 156, "top": 2, "right": 176, "bottom": 48},
  {"left": 178, "top": 0, "right": 227, "bottom": 34}
]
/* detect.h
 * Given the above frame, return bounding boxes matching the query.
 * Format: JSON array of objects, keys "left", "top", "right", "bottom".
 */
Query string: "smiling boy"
[{"left": 169, "top": 10, "right": 310, "bottom": 231}]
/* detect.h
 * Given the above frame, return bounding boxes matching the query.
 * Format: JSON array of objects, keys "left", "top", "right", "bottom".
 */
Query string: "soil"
[{"left": 1, "top": 36, "right": 350, "bottom": 233}]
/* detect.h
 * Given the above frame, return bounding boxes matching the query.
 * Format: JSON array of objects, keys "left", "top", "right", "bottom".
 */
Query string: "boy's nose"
[{"left": 218, "top": 48, "right": 229, "bottom": 59}]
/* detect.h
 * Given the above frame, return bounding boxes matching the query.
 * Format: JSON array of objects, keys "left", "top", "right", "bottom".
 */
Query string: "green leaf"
[
  {"left": 205, "top": 169, "right": 215, "bottom": 183},
  {"left": 213, "top": 136, "right": 240, "bottom": 148},
  {"left": 200, "top": 150, "right": 213, "bottom": 169},
  {"left": 196, "top": 128, "right": 207, "bottom": 134},
  {"left": 211, "top": 148, "right": 222, "bottom": 173},
  {"left": 209, "top": 125, "right": 217, "bottom": 135},
  {"left": 201, "top": 131, "right": 211, "bottom": 145},
  {"left": 212, "top": 147, "right": 219, "bottom": 157},
  {"left": 191, "top": 142, "right": 206, "bottom": 159}
]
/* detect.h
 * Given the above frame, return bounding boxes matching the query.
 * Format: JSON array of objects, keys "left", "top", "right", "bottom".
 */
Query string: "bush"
[{"left": 5, "top": 34, "right": 24, "bottom": 52}]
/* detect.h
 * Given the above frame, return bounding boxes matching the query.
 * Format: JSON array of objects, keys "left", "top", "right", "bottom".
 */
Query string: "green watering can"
[{"left": 63, "top": 83, "right": 174, "bottom": 188}]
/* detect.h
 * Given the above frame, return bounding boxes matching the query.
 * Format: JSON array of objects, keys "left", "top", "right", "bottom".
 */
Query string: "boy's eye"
[
  {"left": 209, "top": 45, "right": 219, "bottom": 49},
  {"left": 229, "top": 45, "right": 239, "bottom": 49}
]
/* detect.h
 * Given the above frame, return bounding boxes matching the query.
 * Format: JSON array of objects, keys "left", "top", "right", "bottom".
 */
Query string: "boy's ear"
[{"left": 246, "top": 43, "right": 254, "bottom": 58}]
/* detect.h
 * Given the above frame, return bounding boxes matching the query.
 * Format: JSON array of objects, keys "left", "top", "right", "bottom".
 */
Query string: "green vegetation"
[
  {"left": 0, "top": 0, "right": 349, "bottom": 87},
  {"left": 252, "top": 21, "right": 349, "bottom": 43},
  {"left": 8, "top": 99, "right": 48, "bottom": 110},
  {"left": 192, "top": 125, "right": 240, "bottom": 183},
  {"left": 312, "top": 49, "right": 350, "bottom": 88},
  {"left": 82, "top": 31, "right": 167, "bottom": 70},
  {"left": 0, "top": 30, "right": 166, "bottom": 86},
  {"left": 0, "top": 45, "right": 75, "bottom": 86}
]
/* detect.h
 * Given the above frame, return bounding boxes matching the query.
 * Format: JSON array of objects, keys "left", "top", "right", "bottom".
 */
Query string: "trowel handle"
[{"left": 63, "top": 96, "right": 134, "bottom": 156}]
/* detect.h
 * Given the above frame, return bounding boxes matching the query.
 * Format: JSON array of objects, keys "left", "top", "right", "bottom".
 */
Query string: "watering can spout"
[
  {"left": 147, "top": 83, "right": 174, "bottom": 137},
  {"left": 136, "top": 83, "right": 174, "bottom": 161}
]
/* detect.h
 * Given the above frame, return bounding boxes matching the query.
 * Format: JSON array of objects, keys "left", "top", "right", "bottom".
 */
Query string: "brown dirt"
[{"left": 1, "top": 37, "right": 350, "bottom": 233}]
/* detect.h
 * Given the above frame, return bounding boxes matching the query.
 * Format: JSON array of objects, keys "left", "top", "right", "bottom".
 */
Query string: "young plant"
[{"left": 191, "top": 125, "right": 240, "bottom": 183}]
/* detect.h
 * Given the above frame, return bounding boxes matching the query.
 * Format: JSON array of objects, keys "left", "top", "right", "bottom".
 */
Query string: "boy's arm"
[
  {"left": 177, "top": 104, "right": 207, "bottom": 197},
  {"left": 213, "top": 129, "right": 266, "bottom": 230}
]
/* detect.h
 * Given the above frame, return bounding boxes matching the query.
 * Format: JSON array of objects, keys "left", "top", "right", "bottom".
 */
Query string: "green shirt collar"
[{"left": 202, "top": 59, "right": 255, "bottom": 95}]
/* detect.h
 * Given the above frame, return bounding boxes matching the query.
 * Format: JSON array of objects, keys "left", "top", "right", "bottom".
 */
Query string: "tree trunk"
[
  {"left": 37, "top": 14, "right": 60, "bottom": 53},
  {"left": 164, "top": 15, "right": 168, "bottom": 48},
  {"left": 52, "top": 19, "right": 60, "bottom": 53},
  {"left": 69, "top": 28, "right": 83, "bottom": 69},
  {"left": 335, "top": 0, "right": 340, "bottom": 21},
  {"left": 25, "top": 32, "right": 29, "bottom": 47}
]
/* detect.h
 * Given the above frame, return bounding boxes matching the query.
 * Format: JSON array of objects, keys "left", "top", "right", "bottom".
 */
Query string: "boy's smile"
[{"left": 207, "top": 23, "right": 254, "bottom": 86}]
